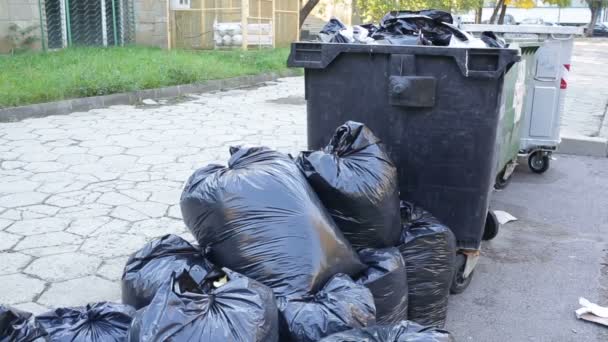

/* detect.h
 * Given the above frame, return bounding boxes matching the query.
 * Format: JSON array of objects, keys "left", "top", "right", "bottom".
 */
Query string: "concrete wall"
[
  {"left": 0, "top": 0, "right": 169, "bottom": 53},
  {"left": 0, "top": 0, "right": 43, "bottom": 53},
  {"left": 134, "top": 0, "right": 168, "bottom": 48}
]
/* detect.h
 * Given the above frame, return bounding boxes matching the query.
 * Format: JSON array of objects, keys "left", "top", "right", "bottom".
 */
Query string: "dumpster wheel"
[
  {"left": 494, "top": 169, "right": 511, "bottom": 189},
  {"left": 450, "top": 254, "right": 474, "bottom": 294},
  {"left": 482, "top": 210, "right": 499, "bottom": 241},
  {"left": 528, "top": 151, "right": 550, "bottom": 174},
  {"left": 495, "top": 159, "right": 517, "bottom": 190}
]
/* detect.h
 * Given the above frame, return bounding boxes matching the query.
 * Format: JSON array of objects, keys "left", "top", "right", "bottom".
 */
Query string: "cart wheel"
[
  {"left": 528, "top": 151, "right": 550, "bottom": 174},
  {"left": 483, "top": 211, "right": 499, "bottom": 241},
  {"left": 494, "top": 168, "right": 511, "bottom": 190},
  {"left": 450, "top": 254, "right": 473, "bottom": 294}
]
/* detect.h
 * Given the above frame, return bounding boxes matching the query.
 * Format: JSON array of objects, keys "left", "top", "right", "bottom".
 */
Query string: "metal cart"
[{"left": 463, "top": 24, "right": 584, "bottom": 174}]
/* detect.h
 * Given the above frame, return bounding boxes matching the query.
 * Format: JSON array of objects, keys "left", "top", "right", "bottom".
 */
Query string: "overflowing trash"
[
  {"left": 296, "top": 121, "right": 401, "bottom": 250},
  {"left": 399, "top": 201, "right": 457, "bottom": 328},
  {"left": 319, "top": 18, "right": 375, "bottom": 44},
  {"left": 180, "top": 145, "right": 364, "bottom": 298},
  {"left": 383, "top": 10, "right": 453, "bottom": 24},
  {"left": 317, "top": 9, "right": 504, "bottom": 47},
  {"left": 0, "top": 305, "right": 46, "bottom": 342},
  {"left": 319, "top": 320, "right": 455, "bottom": 341},
  {"left": 375, "top": 10, "right": 461, "bottom": 46},
  {"left": 277, "top": 274, "right": 376, "bottom": 342},
  {"left": 357, "top": 248, "right": 409, "bottom": 324},
  {"left": 128, "top": 268, "right": 279, "bottom": 342},
  {"left": 0, "top": 118, "right": 472, "bottom": 341},
  {"left": 35, "top": 302, "right": 135, "bottom": 342},
  {"left": 480, "top": 31, "right": 506, "bottom": 48},
  {"left": 121, "top": 234, "right": 212, "bottom": 310},
  {"left": 318, "top": 18, "right": 349, "bottom": 43}
]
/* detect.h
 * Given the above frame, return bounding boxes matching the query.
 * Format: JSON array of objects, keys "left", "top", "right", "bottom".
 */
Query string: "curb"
[
  {"left": 558, "top": 135, "right": 608, "bottom": 157},
  {"left": 0, "top": 70, "right": 301, "bottom": 123},
  {"left": 599, "top": 102, "right": 608, "bottom": 139},
  {"left": 559, "top": 99, "right": 608, "bottom": 158}
]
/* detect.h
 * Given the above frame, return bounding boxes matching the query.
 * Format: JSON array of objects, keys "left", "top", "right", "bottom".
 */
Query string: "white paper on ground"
[
  {"left": 577, "top": 297, "right": 608, "bottom": 318},
  {"left": 576, "top": 297, "right": 608, "bottom": 327},
  {"left": 493, "top": 210, "right": 517, "bottom": 225}
]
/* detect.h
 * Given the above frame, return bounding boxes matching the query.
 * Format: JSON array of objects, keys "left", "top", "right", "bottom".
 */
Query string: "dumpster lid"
[{"left": 287, "top": 42, "right": 521, "bottom": 79}]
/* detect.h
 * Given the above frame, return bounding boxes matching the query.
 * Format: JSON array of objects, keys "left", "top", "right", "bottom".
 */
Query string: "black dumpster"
[{"left": 288, "top": 42, "right": 519, "bottom": 251}]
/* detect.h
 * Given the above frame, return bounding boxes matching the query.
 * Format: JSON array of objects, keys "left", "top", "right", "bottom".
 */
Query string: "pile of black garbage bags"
[
  {"left": 2, "top": 121, "right": 458, "bottom": 342},
  {"left": 318, "top": 9, "right": 505, "bottom": 48}
]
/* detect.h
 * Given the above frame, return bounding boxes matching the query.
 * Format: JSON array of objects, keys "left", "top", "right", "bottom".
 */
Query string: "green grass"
[{"left": 0, "top": 46, "right": 295, "bottom": 108}]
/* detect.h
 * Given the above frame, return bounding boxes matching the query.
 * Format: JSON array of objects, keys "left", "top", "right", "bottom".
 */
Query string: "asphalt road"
[{"left": 446, "top": 154, "right": 608, "bottom": 341}]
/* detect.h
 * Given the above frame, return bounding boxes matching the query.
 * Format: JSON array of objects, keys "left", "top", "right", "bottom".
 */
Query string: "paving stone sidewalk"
[
  {"left": 0, "top": 77, "right": 306, "bottom": 314},
  {"left": 561, "top": 39, "right": 608, "bottom": 138}
]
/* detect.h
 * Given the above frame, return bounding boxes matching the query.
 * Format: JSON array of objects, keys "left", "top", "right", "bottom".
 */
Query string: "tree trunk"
[
  {"left": 489, "top": 0, "right": 505, "bottom": 24},
  {"left": 498, "top": 3, "right": 507, "bottom": 24},
  {"left": 352, "top": 0, "right": 362, "bottom": 25},
  {"left": 299, "top": 0, "right": 320, "bottom": 28},
  {"left": 586, "top": 0, "right": 601, "bottom": 37},
  {"left": 475, "top": 6, "right": 483, "bottom": 24}
]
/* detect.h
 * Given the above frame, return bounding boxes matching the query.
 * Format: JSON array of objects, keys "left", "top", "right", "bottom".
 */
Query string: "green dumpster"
[
  {"left": 494, "top": 43, "right": 540, "bottom": 189},
  {"left": 464, "top": 24, "right": 583, "bottom": 175}
]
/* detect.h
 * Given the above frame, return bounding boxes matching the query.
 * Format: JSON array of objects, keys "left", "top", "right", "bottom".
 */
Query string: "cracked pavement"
[{"left": 0, "top": 77, "right": 306, "bottom": 314}]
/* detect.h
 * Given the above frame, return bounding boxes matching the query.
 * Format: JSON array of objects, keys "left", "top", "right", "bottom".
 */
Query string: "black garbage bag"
[
  {"left": 319, "top": 320, "right": 455, "bottom": 342},
  {"left": 319, "top": 18, "right": 351, "bottom": 43},
  {"left": 0, "top": 306, "right": 46, "bottom": 342},
  {"left": 128, "top": 268, "right": 278, "bottom": 342},
  {"left": 296, "top": 121, "right": 401, "bottom": 250},
  {"left": 180, "top": 146, "right": 364, "bottom": 298},
  {"left": 398, "top": 201, "right": 456, "bottom": 328},
  {"left": 278, "top": 274, "right": 376, "bottom": 342},
  {"left": 380, "top": 10, "right": 453, "bottom": 25},
  {"left": 481, "top": 31, "right": 506, "bottom": 48},
  {"left": 121, "top": 234, "right": 211, "bottom": 309},
  {"left": 35, "top": 302, "right": 134, "bottom": 342},
  {"left": 360, "top": 23, "right": 379, "bottom": 36},
  {"left": 400, "top": 200, "right": 435, "bottom": 223},
  {"left": 373, "top": 10, "right": 467, "bottom": 46},
  {"left": 356, "top": 248, "right": 408, "bottom": 324},
  {"left": 374, "top": 33, "right": 431, "bottom": 46}
]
